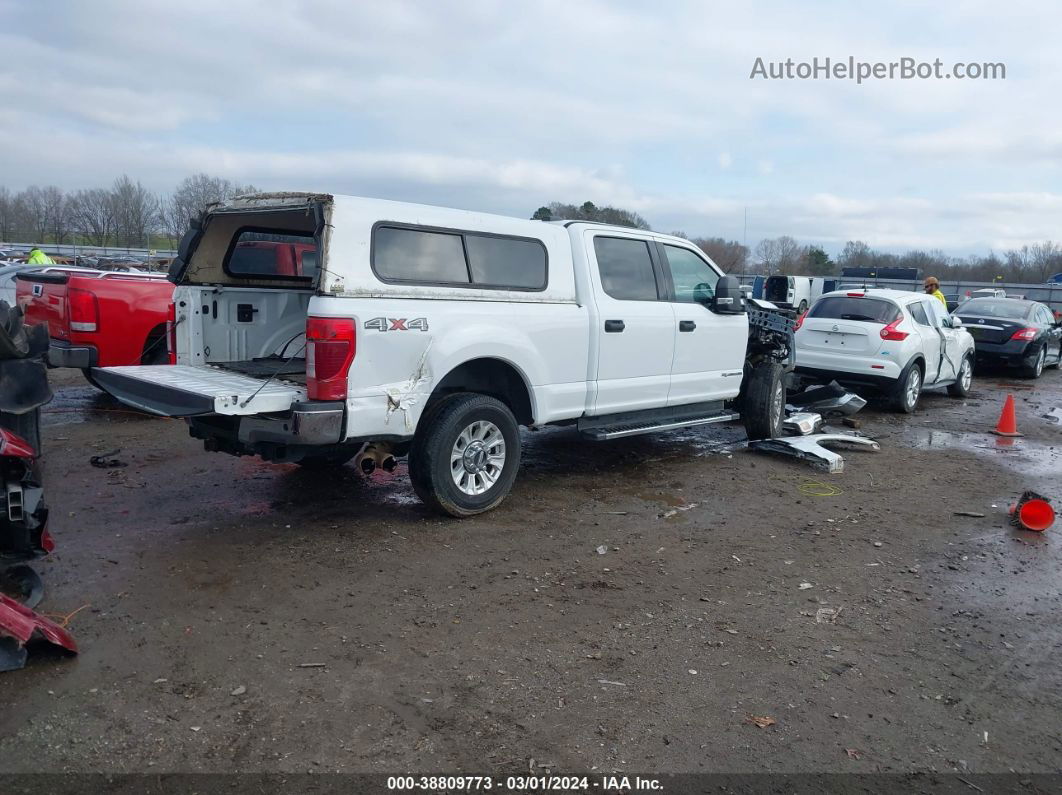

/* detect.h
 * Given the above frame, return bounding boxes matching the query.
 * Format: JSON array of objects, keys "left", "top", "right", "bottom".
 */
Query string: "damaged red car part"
[{"left": 0, "top": 593, "right": 78, "bottom": 672}]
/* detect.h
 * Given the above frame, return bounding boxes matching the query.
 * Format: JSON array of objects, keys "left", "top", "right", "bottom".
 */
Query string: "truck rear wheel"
[
  {"left": 408, "top": 392, "right": 521, "bottom": 517},
  {"left": 742, "top": 362, "right": 785, "bottom": 440}
]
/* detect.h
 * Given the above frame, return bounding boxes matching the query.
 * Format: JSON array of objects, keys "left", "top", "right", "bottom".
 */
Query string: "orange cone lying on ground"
[
  {"left": 992, "top": 394, "right": 1023, "bottom": 437},
  {"left": 1010, "top": 491, "right": 1055, "bottom": 532}
]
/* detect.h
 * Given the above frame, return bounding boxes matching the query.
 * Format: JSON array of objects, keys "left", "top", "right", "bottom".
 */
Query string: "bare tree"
[
  {"left": 112, "top": 175, "right": 159, "bottom": 248},
  {"left": 0, "top": 187, "right": 14, "bottom": 242},
  {"left": 837, "top": 240, "right": 872, "bottom": 268},
  {"left": 692, "top": 237, "right": 748, "bottom": 273},
  {"left": 19, "top": 186, "right": 51, "bottom": 242},
  {"left": 68, "top": 188, "right": 118, "bottom": 246},
  {"left": 1028, "top": 241, "right": 1061, "bottom": 283},
  {"left": 755, "top": 235, "right": 804, "bottom": 274},
  {"left": 161, "top": 173, "right": 258, "bottom": 241},
  {"left": 41, "top": 186, "right": 68, "bottom": 244}
]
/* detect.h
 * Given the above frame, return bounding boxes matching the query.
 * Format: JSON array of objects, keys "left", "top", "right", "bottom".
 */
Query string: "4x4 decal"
[{"left": 364, "top": 317, "right": 429, "bottom": 332}]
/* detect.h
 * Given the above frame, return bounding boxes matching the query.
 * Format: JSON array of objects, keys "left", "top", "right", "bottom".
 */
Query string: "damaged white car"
[
  {"left": 92, "top": 193, "right": 794, "bottom": 516},
  {"left": 794, "top": 288, "right": 976, "bottom": 412}
]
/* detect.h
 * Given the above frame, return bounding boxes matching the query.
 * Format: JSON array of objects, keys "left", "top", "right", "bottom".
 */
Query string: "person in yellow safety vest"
[
  {"left": 26, "top": 247, "right": 54, "bottom": 265},
  {"left": 923, "top": 276, "right": 947, "bottom": 308}
]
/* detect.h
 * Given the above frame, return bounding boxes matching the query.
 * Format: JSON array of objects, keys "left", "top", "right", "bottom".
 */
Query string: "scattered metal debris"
[
  {"left": 89, "top": 449, "right": 127, "bottom": 468},
  {"left": 749, "top": 433, "right": 880, "bottom": 473},
  {"left": 1044, "top": 407, "right": 1062, "bottom": 424},
  {"left": 787, "top": 382, "right": 867, "bottom": 418},
  {"left": 783, "top": 412, "right": 823, "bottom": 436},
  {"left": 953, "top": 510, "right": 986, "bottom": 518}
]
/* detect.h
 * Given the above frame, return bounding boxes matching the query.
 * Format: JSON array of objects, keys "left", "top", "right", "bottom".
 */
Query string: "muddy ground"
[{"left": 1, "top": 366, "right": 1060, "bottom": 775}]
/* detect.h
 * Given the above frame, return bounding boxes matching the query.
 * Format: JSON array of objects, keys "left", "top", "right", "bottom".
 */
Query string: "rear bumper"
[
  {"left": 48, "top": 341, "right": 97, "bottom": 369},
  {"left": 237, "top": 402, "right": 347, "bottom": 446},
  {"left": 973, "top": 339, "right": 1033, "bottom": 365},
  {"left": 795, "top": 365, "right": 897, "bottom": 393}
]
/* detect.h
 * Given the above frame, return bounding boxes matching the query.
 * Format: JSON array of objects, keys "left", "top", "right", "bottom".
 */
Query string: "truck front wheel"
[
  {"left": 741, "top": 362, "right": 785, "bottom": 440},
  {"left": 408, "top": 393, "right": 521, "bottom": 517}
]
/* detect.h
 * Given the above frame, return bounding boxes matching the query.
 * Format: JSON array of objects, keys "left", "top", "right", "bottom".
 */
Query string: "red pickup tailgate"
[{"left": 16, "top": 269, "right": 175, "bottom": 367}]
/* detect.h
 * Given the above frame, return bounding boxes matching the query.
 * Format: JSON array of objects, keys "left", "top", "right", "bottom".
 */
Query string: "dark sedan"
[{"left": 955, "top": 297, "right": 1062, "bottom": 378}]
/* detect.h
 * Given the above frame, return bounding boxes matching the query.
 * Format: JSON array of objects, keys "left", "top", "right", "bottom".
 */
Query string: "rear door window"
[
  {"left": 809, "top": 296, "right": 899, "bottom": 324},
  {"left": 908, "top": 302, "right": 931, "bottom": 327},
  {"left": 593, "top": 237, "right": 660, "bottom": 301}
]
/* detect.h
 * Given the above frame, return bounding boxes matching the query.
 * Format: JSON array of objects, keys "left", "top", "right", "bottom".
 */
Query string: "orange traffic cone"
[
  {"left": 1010, "top": 491, "right": 1055, "bottom": 532},
  {"left": 992, "top": 394, "right": 1023, "bottom": 437}
]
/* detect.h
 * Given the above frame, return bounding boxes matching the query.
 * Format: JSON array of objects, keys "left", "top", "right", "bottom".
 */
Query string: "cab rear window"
[
  {"left": 809, "top": 296, "right": 899, "bottom": 324},
  {"left": 224, "top": 229, "right": 317, "bottom": 280}
]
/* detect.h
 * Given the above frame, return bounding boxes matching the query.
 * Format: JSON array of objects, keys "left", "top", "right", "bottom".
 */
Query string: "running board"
[{"left": 580, "top": 411, "right": 740, "bottom": 440}]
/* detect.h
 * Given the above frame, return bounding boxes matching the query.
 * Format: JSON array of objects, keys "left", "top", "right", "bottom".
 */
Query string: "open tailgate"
[{"left": 91, "top": 365, "right": 306, "bottom": 417}]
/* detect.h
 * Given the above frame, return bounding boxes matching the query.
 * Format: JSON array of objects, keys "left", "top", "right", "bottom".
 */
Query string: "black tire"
[
  {"left": 797, "top": 300, "right": 808, "bottom": 315},
  {"left": 408, "top": 392, "right": 520, "bottom": 517},
  {"left": 741, "top": 362, "right": 785, "bottom": 440},
  {"left": 947, "top": 354, "right": 974, "bottom": 397},
  {"left": 890, "top": 360, "right": 923, "bottom": 413},
  {"left": 1020, "top": 344, "right": 1046, "bottom": 379}
]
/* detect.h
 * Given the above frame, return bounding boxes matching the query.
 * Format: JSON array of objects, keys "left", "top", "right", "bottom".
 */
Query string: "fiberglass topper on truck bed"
[{"left": 92, "top": 192, "right": 794, "bottom": 517}]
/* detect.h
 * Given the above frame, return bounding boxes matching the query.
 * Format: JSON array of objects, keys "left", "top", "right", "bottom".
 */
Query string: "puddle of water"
[
  {"left": 902, "top": 427, "right": 1062, "bottom": 480},
  {"left": 42, "top": 385, "right": 163, "bottom": 426}
]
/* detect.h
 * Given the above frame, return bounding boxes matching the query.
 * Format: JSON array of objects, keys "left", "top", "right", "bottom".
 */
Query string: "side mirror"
[
  {"left": 949, "top": 316, "right": 963, "bottom": 328},
  {"left": 711, "top": 275, "right": 746, "bottom": 315}
]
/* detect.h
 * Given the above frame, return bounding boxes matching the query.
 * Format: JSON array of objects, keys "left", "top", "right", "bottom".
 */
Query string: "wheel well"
[
  {"left": 429, "top": 358, "right": 534, "bottom": 425},
  {"left": 908, "top": 355, "right": 925, "bottom": 374},
  {"left": 141, "top": 323, "right": 168, "bottom": 364}
]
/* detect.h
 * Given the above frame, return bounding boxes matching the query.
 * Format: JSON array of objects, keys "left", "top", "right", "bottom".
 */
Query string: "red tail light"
[
  {"left": 306, "top": 316, "right": 356, "bottom": 401},
  {"left": 167, "top": 302, "right": 177, "bottom": 365},
  {"left": 0, "top": 427, "right": 36, "bottom": 458},
  {"left": 880, "top": 317, "right": 909, "bottom": 341},
  {"left": 67, "top": 288, "right": 99, "bottom": 332},
  {"left": 846, "top": 292, "right": 865, "bottom": 297},
  {"left": 793, "top": 310, "right": 808, "bottom": 331},
  {"left": 1010, "top": 327, "right": 1038, "bottom": 341}
]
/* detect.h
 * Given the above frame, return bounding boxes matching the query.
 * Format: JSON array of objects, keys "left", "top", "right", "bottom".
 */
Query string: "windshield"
[
  {"left": 955, "top": 299, "right": 1029, "bottom": 320},
  {"left": 808, "top": 296, "right": 900, "bottom": 324}
]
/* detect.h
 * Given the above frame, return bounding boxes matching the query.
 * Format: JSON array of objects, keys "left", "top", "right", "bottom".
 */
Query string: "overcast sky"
[{"left": 1, "top": 0, "right": 1059, "bottom": 254}]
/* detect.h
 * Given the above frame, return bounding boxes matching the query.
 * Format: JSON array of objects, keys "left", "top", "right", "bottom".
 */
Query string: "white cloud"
[{"left": 0, "top": 0, "right": 1060, "bottom": 253}]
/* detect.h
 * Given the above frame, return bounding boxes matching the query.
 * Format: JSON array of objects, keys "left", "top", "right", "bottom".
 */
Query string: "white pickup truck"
[{"left": 93, "top": 193, "right": 793, "bottom": 516}]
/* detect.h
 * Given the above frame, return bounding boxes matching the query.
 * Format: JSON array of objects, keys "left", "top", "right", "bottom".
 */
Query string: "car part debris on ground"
[
  {"left": 787, "top": 381, "right": 868, "bottom": 418},
  {"left": 1044, "top": 407, "right": 1062, "bottom": 424},
  {"left": 992, "top": 394, "right": 1023, "bottom": 437},
  {"left": 0, "top": 593, "right": 78, "bottom": 672},
  {"left": 782, "top": 411, "right": 823, "bottom": 436},
  {"left": 1010, "top": 490, "right": 1054, "bottom": 532},
  {"left": 749, "top": 433, "right": 880, "bottom": 473},
  {"left": 89, "top": 449, "right": 128, "bottom": 468}
]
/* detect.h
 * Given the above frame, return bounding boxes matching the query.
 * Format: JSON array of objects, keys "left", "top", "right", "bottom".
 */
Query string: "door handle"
[
  {"left": 604, "top": 319, "right": 625, "bottom": 333},
  {"left": 679, "top": 320, "right": 696, "bottom": 332}
]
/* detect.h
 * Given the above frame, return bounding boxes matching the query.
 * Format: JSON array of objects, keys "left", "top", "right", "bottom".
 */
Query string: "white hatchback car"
[{"left": 795, "top": 288, "right": 976, "bottom": 412}]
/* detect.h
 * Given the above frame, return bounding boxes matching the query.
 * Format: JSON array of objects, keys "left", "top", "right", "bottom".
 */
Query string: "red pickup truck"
[
  {"left": 15, "top": 269, "right": 175, "bottom": 373},
  {"left": 15, "top": 241, "right": 316, "bottom": 384}
]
